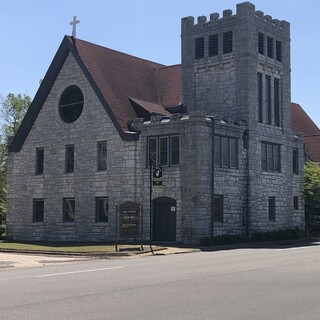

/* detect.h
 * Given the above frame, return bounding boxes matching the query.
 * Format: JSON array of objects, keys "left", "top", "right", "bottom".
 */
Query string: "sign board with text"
[{"left": 118, "top": 202, "right": 141, "bottom": 238}]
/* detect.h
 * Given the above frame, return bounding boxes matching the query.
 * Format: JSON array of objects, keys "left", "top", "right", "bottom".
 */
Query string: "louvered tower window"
[
  {"left": 223, "top": 31, "right": 233, "bottom": 54},
  {"left": 258, "top": 33, "right": 264, "bottom": 55},
  {"left": 257, "top": 72, "right": 263, "bottom": 122},
  {"left": 276, "top": 40, "right": 282, "bottom": 62},
  {"left": 195, "top": 37, "right": 204, "bottom": 59},
  {"left": 274, "top": 78, "right": 280, "bottom": 126},
  {"left": 267, "top": 36, "right": 274, "bottom": 58},
  {"left": 209, "top": 34, "right": 218, "bottom": 56},
  {"left": 265, "top": 75, "right": 272, "bottom": 124}
]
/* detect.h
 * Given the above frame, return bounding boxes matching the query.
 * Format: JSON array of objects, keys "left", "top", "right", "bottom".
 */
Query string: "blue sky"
[{"left": 1, "top": 0, "right": 319, "bottom": 126}]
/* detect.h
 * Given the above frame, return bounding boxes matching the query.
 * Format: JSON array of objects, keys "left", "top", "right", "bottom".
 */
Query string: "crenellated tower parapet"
[
  {"left": 181, "top": 1, "right": 291, "bottom": 133},
  {"left": 181, "top": 2, "right": 289, "bottom": 38}
]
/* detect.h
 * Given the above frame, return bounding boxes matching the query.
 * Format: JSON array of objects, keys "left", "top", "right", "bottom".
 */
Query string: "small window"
[
  {"left": 273, "top": 145, "right": 280, "bottom": 172},
  {"left": 159, "top": 137, "right": 168, "bottom": 166},
  {"left": 274, "top": 78, "right": 280, "bottom": 126},
  {"left": 66, "top": 145, "right": 74, "bottom": 173},
  {"left": 267, "top": 37, "right": 274, "bottom": 58},
  {"left": 276, "top": 41, "right": 282, "bottom": 62},
  {"left": 36, "top": 148, "right": 44, "bottom": 175},
  {"left": 268, "top": 197, "right": 276, "bottom": 221},
  {"left": 147, "top": 135, "right": 180, "bottom": 167},
  {"left": 59, "top": 85, "right": 84, "bottom": 123},
  {"left": 293, "top": 196, "right": 299, "bottom": 210},
  {"left": 265, "top": 75, "right": 272, "bottom": 124},
  {"left": 209, "top": 34, "right": 218, "bottom": 56},
  {"left": 215, "top": 136, "right": 238, "bottom": 169},
  {"left": 63, "top": 198, "right": 75, "bottom": 223},
  {"left": 221, "top": 137, "right": 229, "bottom": 167},
  {"left": 214, "top": 195, "right": 223, "bottom": 223},
  {"left": 258, "top": 33, "right": 264, "bottom": 55},
  {"left": 148, "top": 137, "right": 157, "bottom": 166},
  {"left": 170, "top": 136, "right": 180, "bottom": 166},
  {"left": 214, "top": 136, "right": 221, "bottom": 166},
  {"left": 293, "top": 148, "right": 299, "bottom": 174},
  {"left": 96, "top": 197, "right": 108, "bottom": 222},
  {"left": 261, "top": 143, "right": 267, "bottom": 171},
  {"left": 257, "top": 72, "right": 263, "bottom": 122},
  {"left": 229, "top": 139, "right": 237, "bottom": 168},
  {"left": 195, "top": 37, "right": 204, "bottom": 59},
  {"left": 33, "top": 199, "right": 44, "bottom": 223},
  {"left": 223, "top": 31, "right": 233, "bottom": 54},
  {"left": 261, "top": 142, "right": 281, "bottom": 173},
  {"left": 98, "top": 141, "right": 107, "bottom": 171}
]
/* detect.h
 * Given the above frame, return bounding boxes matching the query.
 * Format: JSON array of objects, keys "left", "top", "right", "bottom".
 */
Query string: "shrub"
[
  {"left": 0, "top": 224, "right": 6, "bottom": 239},
  {"left": 200, "top": 234, "right": 249, "bottom": 246},
  {"left": 200, "top": 228, "right": 306, "bottom": 246},
  {"left": 304, "top": 162, "right": 320, "bottom": 234}
]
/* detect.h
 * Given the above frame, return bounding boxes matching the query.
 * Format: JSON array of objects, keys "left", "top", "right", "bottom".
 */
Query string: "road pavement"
[{"left": 1, "top": 242, "right": 320, "bottom": 319}]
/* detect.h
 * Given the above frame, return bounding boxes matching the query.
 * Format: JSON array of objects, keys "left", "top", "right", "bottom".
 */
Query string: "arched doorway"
[{"left": 153, "top": 197, "right": 176, "bottom": 242}]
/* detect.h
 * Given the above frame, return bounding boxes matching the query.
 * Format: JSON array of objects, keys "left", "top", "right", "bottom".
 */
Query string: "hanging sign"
[{"left": 152, "top": 166, "right": 163, "bottom": 192}]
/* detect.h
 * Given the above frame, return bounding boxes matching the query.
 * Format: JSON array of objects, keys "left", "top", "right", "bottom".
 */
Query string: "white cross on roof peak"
[{"left": 70, "top": 16, "right": 80, "bottom": 38}]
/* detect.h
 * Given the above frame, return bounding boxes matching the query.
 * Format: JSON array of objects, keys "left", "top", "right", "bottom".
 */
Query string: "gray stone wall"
[
  {"left": 180, "top": 1, "right": 304, "bottom": 238},
  {"left": 133, "top": 113, "right": 248, "bottom": 243},
  {"left": 7, "top": 54, "right": 141, "bottom": 242},
  {"left": 7, "top": 1, "right": 305, "bottom": 244}
]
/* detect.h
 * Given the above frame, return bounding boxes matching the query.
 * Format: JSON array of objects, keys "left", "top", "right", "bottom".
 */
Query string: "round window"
[{"left": 59, "top": 85, "right": 84, "bottom": 123}]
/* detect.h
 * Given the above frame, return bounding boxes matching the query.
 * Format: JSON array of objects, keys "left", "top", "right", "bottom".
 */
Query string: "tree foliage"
[
  {"left": 0, "top": 93, "right": 31, "bottom": 229},
  {"left": 304, "top": 161, "right": 320, "bottom": 233},
  {"left": 1, "top": 93, "right": 31, "bottom": 138}
]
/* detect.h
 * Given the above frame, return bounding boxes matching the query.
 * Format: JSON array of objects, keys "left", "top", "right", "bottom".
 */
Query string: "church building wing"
[{"left": 6, "top": 2, "right": 305, "bottom": 243}]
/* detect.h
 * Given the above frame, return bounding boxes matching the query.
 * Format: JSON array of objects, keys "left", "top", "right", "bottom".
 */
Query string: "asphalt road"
[{"left": 1, "top": 243, "right": 320, "bottom": 320}]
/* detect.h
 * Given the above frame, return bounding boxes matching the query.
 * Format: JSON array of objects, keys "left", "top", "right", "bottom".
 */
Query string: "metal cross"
[{"left": 70, "top": 16, "right": 80, "bottom": 38}]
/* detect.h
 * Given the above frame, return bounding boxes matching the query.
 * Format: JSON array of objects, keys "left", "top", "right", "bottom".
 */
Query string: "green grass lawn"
[{"left": 0, "top": 241, "right": 162, "bottom": 254}]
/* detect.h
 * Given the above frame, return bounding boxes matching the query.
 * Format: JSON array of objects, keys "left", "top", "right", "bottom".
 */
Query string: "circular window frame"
[{"left": 59, "top": 85, "right": 84, "bottom": 123}]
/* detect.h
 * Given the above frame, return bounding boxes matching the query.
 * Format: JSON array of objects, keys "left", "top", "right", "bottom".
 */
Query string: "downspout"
[
  {"left": 208, "top": 116, "right": 215, "bottom": 238},
  {"left": 243, "top": 128, "right": 250, "bottom": 238},
  {"left": 127, "top": 120, "right": 141, "bottom": 203}
]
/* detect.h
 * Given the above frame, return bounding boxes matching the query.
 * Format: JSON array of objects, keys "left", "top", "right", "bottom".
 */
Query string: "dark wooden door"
[{"left": 153, "top": 197, "right": 176, "bottom": 242}]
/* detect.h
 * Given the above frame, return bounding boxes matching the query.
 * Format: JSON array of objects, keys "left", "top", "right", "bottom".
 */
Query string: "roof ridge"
[
  {"left": 68, "top": 36, "right": 166, "bottom": 68},
  {"left": 155, "top": 63, "right": 181, "bottom": 70}
]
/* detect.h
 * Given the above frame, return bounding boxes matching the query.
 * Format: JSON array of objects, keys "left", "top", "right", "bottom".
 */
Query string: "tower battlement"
[{"left": 181, "top": 1, "right": 289, "bottom": 36}]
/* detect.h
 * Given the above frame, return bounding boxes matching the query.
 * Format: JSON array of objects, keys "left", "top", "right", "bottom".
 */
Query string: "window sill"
[{"left": 96, "top": 170, "right": 107, "bottom": 174}]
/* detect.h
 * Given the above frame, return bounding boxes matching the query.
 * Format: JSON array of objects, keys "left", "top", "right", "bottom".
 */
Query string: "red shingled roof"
[
  {"left": 10, "top": 36, "right": 320, "bottom": 157},
  {"left": 74, "top": 38, "right": 180, "bottom": 131},
  {"left": 155, "top": 64, "right": 182, "bottom": 108},
  {"left": 292, "top": 102, "right": 320, "bottom": 162},
  {"left": 75, "top": 39, "right": 320, "bottom": 162}
]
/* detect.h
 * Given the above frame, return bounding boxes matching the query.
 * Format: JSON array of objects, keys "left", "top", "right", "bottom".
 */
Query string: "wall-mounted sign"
[{"left": 152, "top": 166, "right": 163, "bottom": 192}]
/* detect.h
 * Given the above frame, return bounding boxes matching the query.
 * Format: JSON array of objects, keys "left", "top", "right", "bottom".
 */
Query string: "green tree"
[
  {"left": 1, "top": 93, "right": 31, "bottom": 137},
  {"left": 0, "top": 93, "right": 31, "bottom": 235},
  {"left": 304, "top": 161, "right": 320, "bottom": 233}
]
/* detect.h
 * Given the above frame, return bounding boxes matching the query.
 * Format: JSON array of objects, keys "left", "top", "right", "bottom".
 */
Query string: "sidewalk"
[
  {"left": 0, "top": 246, "right": 199, "bottom": 270},
  {"left": 0, "top": 252, "right": 87, "bottom": 270},
  {"left": 2, "top": 238, "right": 318, "bottom": 270}
]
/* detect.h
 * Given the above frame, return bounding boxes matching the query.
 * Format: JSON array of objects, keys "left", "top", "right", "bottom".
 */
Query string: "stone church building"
[{"left": 6, "top": 2, "right": 304, "bottom": 243}]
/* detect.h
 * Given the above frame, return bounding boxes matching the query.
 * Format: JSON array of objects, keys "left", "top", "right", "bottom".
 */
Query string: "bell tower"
[{"left": 181, "top": 2, "right": 291, "bottom": 134}]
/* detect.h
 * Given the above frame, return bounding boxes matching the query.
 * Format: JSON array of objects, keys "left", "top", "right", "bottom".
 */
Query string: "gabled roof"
[
  {"left": 292, "top": 102, "right": 320, "bottom": 162},
  {"left": 9, "top": 36, "right": 182, "bottom": 152},
  {"left": 129, "top": 97, "right": 171, "bottom": 118},
  {"left": 9, "top": 35, "right": 320, "bottom": 161}
]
